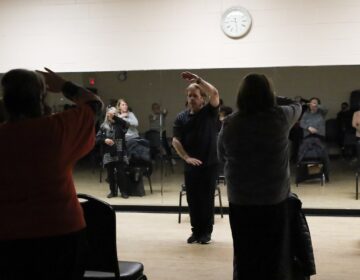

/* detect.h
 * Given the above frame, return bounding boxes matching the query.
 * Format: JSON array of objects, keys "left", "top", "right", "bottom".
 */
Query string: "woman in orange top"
[{"left": 0, "top": 68, "right": 103, "bottom": 279}]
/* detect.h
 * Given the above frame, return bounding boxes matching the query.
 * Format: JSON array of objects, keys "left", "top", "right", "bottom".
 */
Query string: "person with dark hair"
[
  {"left": 0, "top": 99, "right": 6, "bottom": 123},
  {"left": 148, "top": 102, "right": 175, "bottom": 164},
  {"left": 300, "top": 97, "right": 330, "bottom": 181},
  {"left": 218, "top": 73, "right": 303, "bottom": 279},
  {"left": 336, "top": 101, "right": 352, "bottom": 147},
  {"left": 0, "top": 68, "right": 103, "bottom": 279},
  {"left": 172, "top": 71, "right": 220, "bottom": 244},
  {"left": 300, "top": 97, "right": 327, "bottom": 138},
  {"left": 96, "top": 107, "right": 129, "bottom": 199},
  {"left": 352, "top": 109, "right": 360, "bottom": 166},
  {"left": 219, "top": 105, "right": 233, "bottom": 122},
  {"left": 219, "top": 98, "right": 224, "bottom": 106}
]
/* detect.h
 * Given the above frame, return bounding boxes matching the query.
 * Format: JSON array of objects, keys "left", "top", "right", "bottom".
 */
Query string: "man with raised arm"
[{"left": 172, "top": 71, "right": 220, "bottom": 244}]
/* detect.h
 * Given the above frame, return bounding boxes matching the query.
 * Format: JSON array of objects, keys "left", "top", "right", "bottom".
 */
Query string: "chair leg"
[
  {"left": 356, "top": 172, "right": 359, "bottom": 200},
  {"left": 217, "top": 186, "right": 224, "bottom": 218},
  {"left": 147, "top": 175, "right": 153, "bottom": 194},
  {"left": 99, "top": 167, "right": 103, "bottom": 183},
  {"left": 163, "top": 158, "right": 168, "bottom": 177},
  {"left": 169, "top": 159, "right": 174, "bottom": 174},
  {"left": 178, "top": 191, "right": 183, "bottom": 223}
]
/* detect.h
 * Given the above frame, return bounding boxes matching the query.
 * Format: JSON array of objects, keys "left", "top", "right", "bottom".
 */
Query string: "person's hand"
[
  {"left": 181, "top": 71, "right": 200, "bottom": 83},
  {"left": 105, "top": 139, "right": 114, "bottom": 146},
  {"left": 308, "top": 127, "right": 318, "bottom": 134},
  {"left": 185, "top": 157, "right": 203, "bottom": 166},
  {"left": 107, "top": 111, "right": 115, "bottom": 119},
  {"left": 36, "top": 67, "right": 66, "bottom": 93}
]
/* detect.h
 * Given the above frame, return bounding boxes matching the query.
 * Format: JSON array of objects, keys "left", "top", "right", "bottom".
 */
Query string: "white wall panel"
[{"left": 0, "top": 0, "right": 360, "bottom": 72}]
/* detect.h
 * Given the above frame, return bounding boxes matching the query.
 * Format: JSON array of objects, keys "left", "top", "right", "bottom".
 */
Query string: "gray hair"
[{"left": 100, "top": 106, "right": 118, "bottom": 131}]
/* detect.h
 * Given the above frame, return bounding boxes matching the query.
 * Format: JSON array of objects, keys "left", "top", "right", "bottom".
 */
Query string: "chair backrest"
[
  {"left": 127, "top": 137, "right": 151, "bottom": 164},
  {"left": 298, "top": 137, "right": 325, "bottom": 163},
  {"left": 77, "top": 193, "right": 120, "bottom": 277},
  {"left": 350, "top": 90, "right": 360, "bottom": 111},
  {"left": 325, "top": 118, "right": 338, "bottom": 143},
  {"left": 343, "top": 131, "right": 357, "bottom": 146},
  {"left": 144, "top": 129, "right": 161, "bottom": 148}
]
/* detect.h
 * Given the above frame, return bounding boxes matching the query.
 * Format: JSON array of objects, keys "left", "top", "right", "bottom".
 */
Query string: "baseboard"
[{"left": 112, "top": 205, "right": 360, "bottom": 217}]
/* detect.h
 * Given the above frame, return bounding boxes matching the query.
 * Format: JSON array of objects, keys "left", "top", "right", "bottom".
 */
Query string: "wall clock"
[{"left": 221, "top": 6, "right": 252, "bottom": 39}]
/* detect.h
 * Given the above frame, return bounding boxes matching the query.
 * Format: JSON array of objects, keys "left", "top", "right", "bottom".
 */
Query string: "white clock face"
[{"left": 221, "top": 7, "right": 252, "bottom": 39}]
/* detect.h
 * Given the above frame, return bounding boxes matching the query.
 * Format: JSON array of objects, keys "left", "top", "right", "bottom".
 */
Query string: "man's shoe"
[
  {"left": 187, "top": 234, "right": 198, "bottom": 244},
  {"left": 107, "top": 193, "right": 116, "bottom": 198},
  {"left": 121, "top": 193, "right": 129, "bottom": 199},
  {"left": 198, "top": 234, "right": 212, "bottom": 244}
]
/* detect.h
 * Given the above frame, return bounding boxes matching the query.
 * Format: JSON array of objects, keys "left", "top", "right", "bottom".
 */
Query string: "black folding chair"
[
  {"left": 77, "top": 194, "right": 147, "bottom": 280},
  {"left": 178, "top": 181, "right": 224, "bottom": 224}
]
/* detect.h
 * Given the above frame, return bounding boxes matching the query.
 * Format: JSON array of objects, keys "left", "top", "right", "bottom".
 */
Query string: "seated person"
[
  {"left": 337, "top": 102, "right": 352, "bottom": 148},
  {"left": 352, "top": 110, "right": 360, "bottom": 166},
  {"left": 300, "top": 97, "right": 330, "bottom": 181},
  {"left": 148, "top": 102, "right": 175, "bottom": 164}
]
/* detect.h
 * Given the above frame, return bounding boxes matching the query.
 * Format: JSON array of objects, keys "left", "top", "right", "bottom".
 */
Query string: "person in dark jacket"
[
  {"left": 336, "top": 102, "right": 352, "bottom": 147},
  {"left": 96, "top": 107, "right": 129, "bottom": 198},
  {"left": 172, "top": 71, "right": 220, "bottom": 245},
  {"left": 218, "top": 73, "right": 303, "bottom": 280},
  {"left": 288, "top": 193, "right": 316, "bottom": 279}
]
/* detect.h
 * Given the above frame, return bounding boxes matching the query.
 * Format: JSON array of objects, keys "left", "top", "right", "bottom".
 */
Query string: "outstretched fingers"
[
  {"left": 36, "top": 67, "right": 66, "bottom": 93},
  {"left": 186, "top": 157, "right": 203, "bottom": 166},
  {"left": 181, "top": 71, "right": 198, "bottom": 82}
]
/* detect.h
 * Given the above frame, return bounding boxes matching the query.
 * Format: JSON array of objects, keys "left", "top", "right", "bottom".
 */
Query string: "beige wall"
[
  {"left": 1, "top": 0, "right": 360, "bottom": 72},
  {"left": 39, "top": 65, "right": 360, "bottom": 134}
]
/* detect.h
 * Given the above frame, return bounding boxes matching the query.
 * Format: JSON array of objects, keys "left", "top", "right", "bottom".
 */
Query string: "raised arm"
[
  {"left": 123, "top": 112, "right": 139, "bottom": 127},
  {"left": 277, "top": 97, "right": 302, "bottom": 127},
  {"left": 36, "top": 67, "right": 104, "bottom": 113},
  {"left": 317, "top": 105, "right": 328, "bottom": 117},
  {"left": 181, "top": 71, "right": 219, "bottom": 107}
]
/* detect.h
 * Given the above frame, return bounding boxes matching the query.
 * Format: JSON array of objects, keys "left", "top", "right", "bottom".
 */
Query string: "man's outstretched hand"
[
  {"left": 36, "top": 67, "right": 66, "bottom": 93},
  {"left": 181, "top": 71, "right": 200, "bottom": 83}
]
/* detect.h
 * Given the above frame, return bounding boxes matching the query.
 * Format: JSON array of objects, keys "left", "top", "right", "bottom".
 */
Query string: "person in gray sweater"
[
  {"left": 217, "top": 73, "right": 302, "bottom": 280},
  {"left": 299, "top": 97, "right": 330, "bottom": 181},
  {"left": 300, "top": 97, "right": 327, "bottom": 138},
  {"left": 116, "top": 98, "right": 140, "bottom": 141}
]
